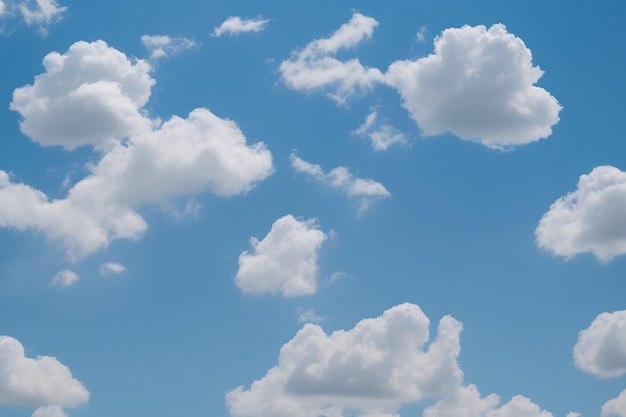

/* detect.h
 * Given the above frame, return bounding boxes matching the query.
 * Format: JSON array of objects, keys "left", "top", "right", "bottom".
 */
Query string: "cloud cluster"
[
  {"left": 281, "top": 15, "right": 561, "bottom": 148},
  {"left": 536, "top": 166, "right": 626, "bottom": 262},
  {"left": 602, "top": 389, "right": 626, "bottom": 417},
  {"left": 424, "top": 384, "right": 553, "bottom": 417},
  {"left": 235, "top": 215, "right": 326, "bottom": 297},
  {"left": 141, "top": 34, "right": 198, "bottom": 60},
  {"left": 227, "top": 303, "right": 464, "bottom": 417},
  {"left": 280, "top": 12, "right": 384, "bottom": 104},
  {"left": 212, "top": 16, "right": 269, "bottom": 37},
  {"left": 11, "top": 40, "right": 155, "bottom": 151},
  {"left": 386, "top": 24, "right": 562, "bottom": 148},
  {"left": 573, "top": 310, "right": 626, "bottom": 378},
  {"left": 0, "top": 336, "right": 89, "bottom": 415},
  {"left": 353, "top": 110, "right": 408, "bottom": 151},
  {"left": 2, "top": 41, "right": 274, "bottom": 260},
  {"left": 290, "top": 153, "right": 390, "bottom": 213}
]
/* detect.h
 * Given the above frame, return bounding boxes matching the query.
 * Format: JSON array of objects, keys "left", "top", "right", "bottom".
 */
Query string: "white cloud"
[
  {"left": 296, "top": 308, "right": 324, "bottom": 323},
  {"left": 290, "top": 153, "right": 390, "bottom": 213},
  {"left": 235, "top": 215, "right": 326, "bottom": 297},
  {"left": 424, "top": 384, "right": 553, "bottom": 417},
  {"left": 99, "top": 262, "right": 125, "bottom": 275},
  {"left": 0, "top": 106, "right": 273, "bottom": 260},
  {"left": 535, "top": 166, "right": 626, "bottom": 262},
  {"left": 573, "top": 310, "right": 626, "bottom": 378},
  {"left": 0, "top": 1, "right": 5, "bottom": 15},
  {"left": 18, "top": 0, "right": 66, "bottom": 35},
  {"left": 32, "top": 406, "right": 68, "bottom": 417},
  {"left": 0, "top": 336, "right": 89, "bottom": 409},
  {"left": 385, "top": 23, "right": 561, "bottom": 149},
  {"left": 279, "top": 12, "right": 385, "bottom": 104},
  {"left": 141, "top": 34, "right": 198, "bottom": 59},
  {"left": 50, "top": 269, "right": 78, "bottom": 287},
  {"left": 212, "top": 16, "right": 269, "bottom": 37},
  {"left": 567, "top": 413, "right": 583, "bottom": 417},
  {"left": 353, "top": 110, "right": 408, "bottom": 151},
  {"left": 602, "top": 389, "right": 626, "bottom": 417},
  {"left": 226, "top": 303, "right": 463, "bottom": 417},
  {"left": 10, "top": 40, "right": 155, "bottom": 151}
]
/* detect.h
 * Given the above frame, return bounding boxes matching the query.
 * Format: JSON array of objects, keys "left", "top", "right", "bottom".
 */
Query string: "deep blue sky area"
[{"left": 0, "top": 1, "right": 625, "bottom": 417}]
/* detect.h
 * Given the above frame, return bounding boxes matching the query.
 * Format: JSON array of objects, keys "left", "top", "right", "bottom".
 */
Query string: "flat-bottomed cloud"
[
  {"left": 235, "top": 215, "right": 327, "bottom": 297},
  {"left": 385, "top": 23, "right": 562, "bottom": 149},
  {"left": 535, "top": 166, "right": 626, "bottom": 262}
]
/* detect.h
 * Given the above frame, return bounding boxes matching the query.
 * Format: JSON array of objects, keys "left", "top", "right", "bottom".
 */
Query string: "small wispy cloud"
[
  {"left": 352, "top": 110, "right": 409, "bottom": 151},
  {"left": 99, "top": 262, "right": 126, "bottom": 275},
  {"left": 212, "top": 16, "right": 269, "bottom": 37},
  {"left": 141, "top": 34, "right": 198, "bottom": 60},
  {"left": 290, "top": 152, "right": 390, "bottom": 213}
]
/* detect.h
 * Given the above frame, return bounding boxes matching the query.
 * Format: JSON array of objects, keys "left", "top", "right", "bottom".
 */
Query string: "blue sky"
[{"left": 0, "top": 1, "right": 625, "bottom": 417}]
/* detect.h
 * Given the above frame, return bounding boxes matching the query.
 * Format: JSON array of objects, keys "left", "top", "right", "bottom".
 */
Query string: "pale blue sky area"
[{"left": 0, "top": 1, "right": 625, "bottom": 417}]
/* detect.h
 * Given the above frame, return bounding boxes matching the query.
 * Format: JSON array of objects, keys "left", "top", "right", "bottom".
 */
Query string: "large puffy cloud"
[
  {"left": 573, "top": 310, "right": 626, "bottom": 378},
  {"left": 386, "top": 23, "right": 561, "bottom": 149},
  {"left": 602, "top": 389, "right": 626, "bottom": 417},
  {"left": 290, "top": 153, "right": 390, "bottom": 213},
  {"left": 0, "top": 107, "right": 273, "bottom": 260},
  {"left": 226, "top": 303, "right": 463, "bottom": 417},
  {"left": 279, "top": 12, "right": 385, "bottom": 104},
  {"left": 235, "top": 215, "right": 327, "bottom": 297},
  {"left": 212, "top": 16, "right": 270, "bottom": 37},
  {"left": 424, "top": 384, "right": 553, "bottom": 417},
  {"left": 10, "top": 40, "right": 155, "bottom": 151},
  {"left": 0, "top": 336, "right": 89, "bottom": 413},
  {"left": 535, "top": 166, "right": 626, "bottom": 262}
]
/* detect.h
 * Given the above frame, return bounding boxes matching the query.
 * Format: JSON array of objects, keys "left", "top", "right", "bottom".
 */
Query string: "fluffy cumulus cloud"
[
  {"left": 227, "top": 303, "right": 463, "bottom": 417},
  {"left": 10, "top": 40, "right": 155, "bottom": 151},
  {"left": 602, "top": 389, "right": 626, "bottom": 417},
  {"left": 386, "top": 23, "right": 561, "bottom": 149},
  {"left": 280, "top": 12, "right": 385, "bottom": 104},
  {"left": 573, "top": 310, "right": 626, "bottom": 378},
  {"left": 0, "top": 107, "right": 273, "bottom": 260},
  {"left": 50, "top": 269, "right": 78, "bottom": 287},
  {"left": 290, "top": 153, "right": 390, "bottom": 213},
  {"left": 424, "top": 384, "right": 553, "bottom": 417},
  {"left": 2, "top": 40, "right": 274, "bottom": 260},
  {"left": 141, "top": 34, "right": 198, "bottom": 59},
  {"left": 235, "top": 215, "right": 326, "bottom": 297},
  {"left": 212, "top": 16, "right": 269, "bottom": 37},
  {"left": 0, "top": 336, "right": 89, "bottom": 414},
  {"left": 535, "top": 166, "right": 626, "bottom": 262},
  {"left": 353, "top": 110, "right": 408, "bottom": 151}
]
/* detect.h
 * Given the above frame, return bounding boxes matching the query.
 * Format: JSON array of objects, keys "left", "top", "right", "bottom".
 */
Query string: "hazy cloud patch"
[
  {"left": 50, "top": 269, "right": 78, "bottom": 287},
  {"left": 141, "top": 34, "right": 198, "bottom": 60}
]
